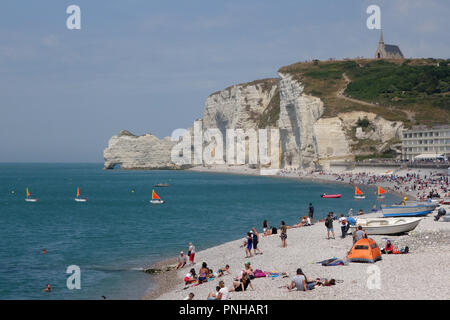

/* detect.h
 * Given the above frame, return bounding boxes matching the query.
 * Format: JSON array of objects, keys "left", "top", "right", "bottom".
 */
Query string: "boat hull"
[
  {"left": 75, "top": 198, "right": 88, "bottom": 202},
  {"left": 150, "top": 199, "right": 164, "bottom": 204},
  {"left": 349, "top": 217, "right": 422, "bottom": 235},
  {"left": 354, "top": 196, "right": 366, "bottom": 199},
  {"left": 321, "top": 194, "right": 341, "bottom": 198},
  {"left": 25, "top": 198, "right": 38, "bottom": 202},
  {"left": 381, "top": 204, "right": 435, "bottom": 217}
]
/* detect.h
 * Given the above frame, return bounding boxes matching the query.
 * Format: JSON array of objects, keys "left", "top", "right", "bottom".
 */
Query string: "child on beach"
[
  {"left": 184, "top": 269, "right": 197, "bottom": 285},
  {"left": 217, "top": 265, "right": 231, "bottom": 277},
  {"left": 244, "top": 232, "right": 253, "bottom": 258},
  {"left": 188, "top": 243, "right": 195, "bottom": 265}
]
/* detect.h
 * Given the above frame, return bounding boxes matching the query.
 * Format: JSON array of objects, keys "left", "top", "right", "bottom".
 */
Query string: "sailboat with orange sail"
[
  {"left": 75, "top": 187, "right": 88, "bottom": 202},
  {"left": 150, "top": 189, "right": 164, "bottom": 204},
  {"left": 25, "top": 187, "right": 38, "bottom": 202},
  {"left": 354, "top": 186, "right": 366, "bottom": 199},
  {"left": 377, "top": 186, "right": 387, "bottom": 199}
]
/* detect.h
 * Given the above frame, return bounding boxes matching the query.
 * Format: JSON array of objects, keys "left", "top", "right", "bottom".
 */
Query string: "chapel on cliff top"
[{"left": 374, "top": 31, "right": 404, "bottom": 59}]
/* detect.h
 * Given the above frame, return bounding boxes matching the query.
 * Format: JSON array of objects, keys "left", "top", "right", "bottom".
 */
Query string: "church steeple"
[{"left": 379, "top": 30, "right": 384, "bottom": 44}]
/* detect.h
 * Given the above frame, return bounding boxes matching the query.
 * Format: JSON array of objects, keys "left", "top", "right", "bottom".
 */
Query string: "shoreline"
[{"left": 143, "top": 165, "right": 448, "bottom": 300}]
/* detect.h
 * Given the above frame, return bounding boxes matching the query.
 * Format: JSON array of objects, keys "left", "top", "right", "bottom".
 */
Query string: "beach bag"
[
  {"left": 325, "top": 217, "right": 333, "bottom": 228},
  {"left": 187, "top": 251, "right": 191, "bottom": 257},
  {"left": 253, "top": 269, "right": 266, "bottom": 278}
]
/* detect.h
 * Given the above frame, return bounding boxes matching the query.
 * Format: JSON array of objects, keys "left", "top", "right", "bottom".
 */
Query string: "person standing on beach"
[
  {"left": 308, "top": 203, "right": 314, "bottom": 223},
  {"left": 339, "top": 214, "right": 348, "bottom": 239},
  {"left": 251, "top": 227, "right": 263, "bottom": 255},
  {"left": 280, "top": 221, "right": 287, "bottom": 247},
  {"left": 262, "top": 220, "right": 268, "bottom": 236},
  {"left": 244, "top": 232, "right": 253, "bottom": 258},
  {"left": 188, "top": 243, "right": 195, "bottom": 265},
  {"left": 325, "top": 212, "right": 335, "bottom": 240}
]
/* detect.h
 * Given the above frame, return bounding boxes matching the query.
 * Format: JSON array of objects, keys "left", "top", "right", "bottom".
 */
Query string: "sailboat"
[
  {"left": 150, "top": 189, "right": 164, "bottom": 204},
  {"left": 25, "top": 188, "right": 38, "bottom": 202},
  {"left": 75, "top": 187, "right": 88, "bottom": 202},
  {"left": 377, "top": 186, "right": 387, "bottom": 199},
  {"left": 354, "top": 186, "right": 366, "bottom": 199}
]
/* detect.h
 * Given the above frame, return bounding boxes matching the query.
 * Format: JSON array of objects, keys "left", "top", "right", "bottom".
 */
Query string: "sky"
[{"left": 0, "top": 0, "right": 449, "bottom": 162}]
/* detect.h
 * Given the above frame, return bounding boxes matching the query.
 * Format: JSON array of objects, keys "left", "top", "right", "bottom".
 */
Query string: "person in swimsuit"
[
  {"left": 198, "top": 262, "right": 209, "bottom": 283},
  {"left": 217, "top": 265, "right": 231, "bottom": 277},
  {"left": 251, "top": 227, "right": 263, "bottom": 255},
  {"left": 245, "top": 232, "right": 253, "bottom": 258},
  {"left": 280, "top": 221, "right": 287, "bottom": 248},
  {"left": 230, "top": 272, "right": 254, "bottom": 292},
  {"left": 43, "top": 284, "right": 51, "bottom": 292},
  {"left": 262, "top": 220, "right": 268, "bottom": 236},
  {"left": 184, "top": 268, "right": 197, "bottom": 285}
]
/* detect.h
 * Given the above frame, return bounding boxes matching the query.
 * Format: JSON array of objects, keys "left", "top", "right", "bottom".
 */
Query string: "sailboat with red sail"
[
  {"left": 150, "top": 189, "right": 164, "bottom": 204},
  {"left": 377, "top": 186, "right": 387, "bottom": 199},
  {"left": 354, "top": 186, "right": 366, "bottom": 199}
]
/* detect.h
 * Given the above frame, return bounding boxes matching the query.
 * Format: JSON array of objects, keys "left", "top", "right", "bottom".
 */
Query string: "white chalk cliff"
[{"left": 104, "top": 75, "right": 403, "bottom": 170}]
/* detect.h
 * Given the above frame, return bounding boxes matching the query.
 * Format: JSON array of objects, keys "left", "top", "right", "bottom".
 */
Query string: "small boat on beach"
[
  {"left": 354, "top": 187, "right": 366, "bottom": 200},
  {"left": 25, "top": 188, "right": 38, "bottom": 202},
  {"left": 440, "top": 198, "right": 450, "bottom": 205},
  {"left": 381, "top": 203, "right": 435, "bottom": 217},
  {"left": 350, "top": 217, "right": 422, "bottom": 235},
  {"left": 377, "top": 186, "right": 387, "bottom": 199},
  {"left": 321, "top": 194, "right": 341, "bottom": 198},
  {"left": 75, "top": 188, "right": 88, "bottom": 202},
  {"left": 150, "top": 189, "right": 164, "bottom": 204}
]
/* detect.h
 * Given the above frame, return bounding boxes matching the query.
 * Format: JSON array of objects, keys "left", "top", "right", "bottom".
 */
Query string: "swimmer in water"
[
  {"left": 42, "top": 249, "right": 46, "bottom": 254},
  {"left": 43, "top": 284, "right": 51, "bottom": 292}
]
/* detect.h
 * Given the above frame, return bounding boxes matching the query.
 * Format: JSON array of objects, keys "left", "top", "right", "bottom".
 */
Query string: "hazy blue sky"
[{"left": 1, "top": 0, "right": 449, "bottom": 162}]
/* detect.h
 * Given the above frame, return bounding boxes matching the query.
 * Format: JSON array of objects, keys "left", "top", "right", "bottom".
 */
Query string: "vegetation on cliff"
[{"left": 279, "top": 58, "right": 450, "bottom": 127}]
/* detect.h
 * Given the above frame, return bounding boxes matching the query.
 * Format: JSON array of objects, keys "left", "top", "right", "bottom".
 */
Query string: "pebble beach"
[{"left": 145, "top": 165, "right": 450, "bottom": 300}]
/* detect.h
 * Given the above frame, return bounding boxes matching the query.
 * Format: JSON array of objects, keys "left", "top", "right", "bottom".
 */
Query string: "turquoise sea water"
[{"left": 0, "top": 163, "right": 400, "bottom": 300}]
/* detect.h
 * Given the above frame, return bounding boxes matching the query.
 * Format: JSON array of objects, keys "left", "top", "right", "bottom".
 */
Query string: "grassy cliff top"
[
  {"left": 278, "top": 58, "right": 450, "bottom": 127},
  {"left": 208, "top": 78, "right": 279, "bottom": 97}
]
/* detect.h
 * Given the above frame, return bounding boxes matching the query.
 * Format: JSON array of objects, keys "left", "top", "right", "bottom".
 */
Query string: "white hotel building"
[{"left": 402, "top": 125, "right": 450, "bottom": 161}]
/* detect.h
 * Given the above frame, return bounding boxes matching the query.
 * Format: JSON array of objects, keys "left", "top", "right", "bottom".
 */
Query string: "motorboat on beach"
[
  {"left": 321, "top": 193, "right": 341, "bottom": 198},
  {"left": 150, "top": 189, "right": 164, "bottom": 204},
  {"left": 349, "top": 217, "right": 422, "bottom": 235},
  {"left": 381, "top": 203, "right": 436, "bottom": 217},
  {"left": 354, "top": 187, "right": 366, "bottom": 200},
  {"left": 75, "top": 187, "right": 88, "bottom": 202},
  {"left": 25, "top": 188, "right": 38, "bottom": 202}
]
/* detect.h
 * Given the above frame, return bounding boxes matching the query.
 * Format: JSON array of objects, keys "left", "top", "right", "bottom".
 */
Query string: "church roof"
[{"left": 384, "top": 44, "right": 403, "bottom": 56}]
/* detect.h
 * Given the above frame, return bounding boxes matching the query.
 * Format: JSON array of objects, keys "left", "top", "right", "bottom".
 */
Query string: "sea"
[{"left": 0, "top": 163, "right": 400, "bottom": 300}]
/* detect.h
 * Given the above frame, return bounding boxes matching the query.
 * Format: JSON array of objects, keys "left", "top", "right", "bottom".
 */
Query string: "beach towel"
[{"left": 316, "top": 257, "right": 346, "bottom": 266}]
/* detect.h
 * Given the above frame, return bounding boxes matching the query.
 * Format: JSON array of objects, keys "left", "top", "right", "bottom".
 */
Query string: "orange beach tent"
[{"left": 347, "top": 238, "right": 382, "bottom": 263}]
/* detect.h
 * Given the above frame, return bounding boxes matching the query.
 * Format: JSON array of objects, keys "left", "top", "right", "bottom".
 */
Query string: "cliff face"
[
  {"left": 278, "top": 72, "right": 324, "bottom": 168},
  {"left": 103, "top": 130, "right": 177, "bottom": 169},
  {"left": 203, "top": 79, "right": 279, "bottom": 132},
  {"left": 104, "top": 68, "right": 404, "bottom": 170}
]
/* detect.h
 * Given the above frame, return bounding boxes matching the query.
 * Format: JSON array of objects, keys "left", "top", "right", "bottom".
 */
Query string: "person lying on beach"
[
  {"left": 217, "top": 265, "right": 231, "bottom": 277},
  {"left": 176, "top": 251, "right": 187, "bottom": 269},
  {"left": 184, "top": 269, "right": 197, "bottom": 285},
  {"left": 229, "top": 272, "right": 254, "bottom": 292},
  {"left": 198, "top": 262, "right": 209, "bottom": 283},
  {"left": 291, "top": 216, "right": 311, "bottom": 228},
  {"left": 314, "top": 278, "right": 336, "bottom": 286},
  {"left": 265, "top": 226, "right": 278, "bottom": 236}
]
